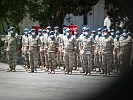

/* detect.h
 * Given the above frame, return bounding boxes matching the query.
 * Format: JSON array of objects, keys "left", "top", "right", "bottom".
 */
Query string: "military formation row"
[{"left": 4, "top": 26, "right": 132, "bottom": 76}]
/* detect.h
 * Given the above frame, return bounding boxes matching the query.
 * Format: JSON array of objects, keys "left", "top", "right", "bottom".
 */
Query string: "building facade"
[{"left": 63, "top": 0, "right": 106, "bottom": 31}]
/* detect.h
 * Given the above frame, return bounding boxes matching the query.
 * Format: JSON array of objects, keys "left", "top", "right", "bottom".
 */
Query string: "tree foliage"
[
  {"left": 26, "top": 0, "right": 99, "bottom": 30},
  {"left": 0, "top": 0, "right": 132, "bottom": 33},
  {"left": 0, "top": 0, "right": 28, "bottom": 34},
  {"left": 104, "top": 0, "right": 133, "bottom": 31}
]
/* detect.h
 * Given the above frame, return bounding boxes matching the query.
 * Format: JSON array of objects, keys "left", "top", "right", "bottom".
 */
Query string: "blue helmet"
[
  {"left": 10, "top": 26, "right": 14, "bottom": 30},
  {"left": 122, "top": 29, "right": 128, "bottom": 33},
  {"left": 42, "top": 29, "right": 47, "bottom": 32},
  {"left": 102, "top": 28, "right": 108, "bottom": 32},
  {"left": 46, "top": 26, "right": 51, "bottom": 29},
  {"left": 110, "top": 29, "right": 115, "bottom": 32},
  {"left": 50, "top": 31, "right": 54, "bottom": 35},
  {"left": 54, "top": 26, "right": 59, "bottom": 29},
  {"left": 82, "top": 27, "right": 86, "bottom": 31},
  {"left": 38, "top": 29, "right": 42, "bottom": 32},
  {"left": 85, "top": 27, "right": 90, "bottom": 31},
  {"left": 63, "top": 27, "right": 67, "bottom": 30},
  {"left": 24, "top": 28, "right": 29, "bottom": 32},
  {"left": 115, "top": 31, "right": 121, "bottom": 35},
  {"left": 9, "top": 27, "right": 14, "bottom": 31},
  {"left": 91, "top": 30, "right": 96, "bottom": 33},
  {"left": 31, "top": 28, "right": 35, "bottom": 32},
  {"left": 65, "top": 28, "right": 70, "bottom": 32},
  {"left": 97, "top": 28, "right": 102, "bottom": 31},
  {"left": 127, "top": 31, "right": 131, "bottom": 35}
]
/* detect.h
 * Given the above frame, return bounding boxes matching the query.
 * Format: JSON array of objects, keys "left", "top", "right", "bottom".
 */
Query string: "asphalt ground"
[{"left": 0, "top": 63, "right": 122, "bottom": 100}]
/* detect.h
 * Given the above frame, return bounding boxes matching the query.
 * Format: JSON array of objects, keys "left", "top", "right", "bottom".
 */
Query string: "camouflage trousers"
[
  {"left": 102, "top": 51, "right": 112, "bottom": 75},
  {"left": 22, "top": 50, "right": 30, "bottom": 69},
  {"left": 73, "top": 50, "right": 81, "bottom": 69},
  {"left": 44, "top": 50, "right": 49, "bottom": 70},
  {"left": 113, "top": 49, "right": 120, "bottom": 72},
  {"left": 29, "top": 47, "right": 39, "bottom": 72},
  {"left": 64, "top": 51, "right": 73, "bottom": 69},
  {"left": 48, "top": 52, "right": 57, "bottom": 72},
  {"left": 119, "top": 51, "right": 130, "bottom": 73},
  {"left": 40, "top": 50, "right": 45, "bottom": 67},
  {"left": 81, "top": 52, "right": 93, "bottom": 73},
  {"left": 94, "top": 51, "right": 100, "bottom": 70},
  {"left": 56, "top": 50, "right": 62, "bottom": 68},
  {"left": 7, "top": 48, "right": 18, "bottom": 70}
]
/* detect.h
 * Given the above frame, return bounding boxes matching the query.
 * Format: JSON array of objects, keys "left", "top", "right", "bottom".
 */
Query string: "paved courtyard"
[{"left": 0, "top": 63, "right": 121, "bottom": 100}]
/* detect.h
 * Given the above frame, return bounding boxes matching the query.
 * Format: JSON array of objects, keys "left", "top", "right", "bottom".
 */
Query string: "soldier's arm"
[{"left": 4, "top": 36, "right": 8, "bottom": 51}]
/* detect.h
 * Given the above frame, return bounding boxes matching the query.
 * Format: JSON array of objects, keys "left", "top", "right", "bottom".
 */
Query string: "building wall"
[{"left": 63, "top": 0, "right": 106, "bottom": 31}]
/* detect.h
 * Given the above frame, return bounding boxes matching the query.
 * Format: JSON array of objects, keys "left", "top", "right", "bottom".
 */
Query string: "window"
[{"left": 83, "top": 14, "right": 88, "bottom": 25}]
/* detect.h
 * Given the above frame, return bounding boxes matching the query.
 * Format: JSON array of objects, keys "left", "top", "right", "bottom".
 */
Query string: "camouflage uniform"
[
  {"left": 72, "top": 33, "right": 81, "bottom": 70},
  {"left": 101, "top": 35, "right": 114, "bottom": 76},
  {"left": 37, "top": 32, "right": 45, "bottom": 68},
  {"left": 5, "top": 32, "right": 19, "bottom": 72},
  {"left": 113, "top": 37, "right": 120, "bottom": 72},
  {"left": 47, "top": 34, "right": 58, "bottom": 73},
  {"left": 119, "top": 35, "right": 132, "bottom": 73},
  {"left": 54, "top": 31, "right": 61, "bottom": 69},
  {"left": 63, "top": 34, "right": 75, "bottom": 74},
  {"left": 29, "top": 34, "right": 41, "bottom": 73},
  {"left": 57, "top": 33, "right": 65, "bottom": 69},
  {"left": 43, "top": 32, "right": 49, "bottom": 71},
  {"left": 22, "top": 34, "right": 30, "bottom": 69},
  {"left": 94, "top": 34, "right": 102, "bottom": 71},
  {"left": 80, "top": 35, "right": 94, "bottom": 75}
]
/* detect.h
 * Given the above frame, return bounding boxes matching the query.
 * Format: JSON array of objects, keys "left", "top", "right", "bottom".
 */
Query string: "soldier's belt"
[
  {"left": 65, "top": 50, "right": 73, "bottom": 52},
  {"left": 30, "top": 46, "right": 39, "bottom": 47},
  {"left": 48, "top": 51, "right": 56, "bottom": 53},
  {"left": 23, "top": 45, "right": 29, "bottom": 47}
]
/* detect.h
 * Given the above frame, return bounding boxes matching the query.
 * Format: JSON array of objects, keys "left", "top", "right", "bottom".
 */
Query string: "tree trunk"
[{"left": 58, "top": 11, "right": 66, "bottom": 33}]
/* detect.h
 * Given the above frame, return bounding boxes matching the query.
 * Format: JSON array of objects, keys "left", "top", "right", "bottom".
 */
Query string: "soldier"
[
  {"left": 119, "top": 29, "right": 132, "bottom": 73},
  {"left": 63, "top": 28, "right": 75, "bottom": 75},
  {"left": 37, "top": 29, "right": 44, "bottom": 68},
  {"left": 47, "top": 31, "right": 59, "bottom": 74},
  {"left": 72, "top": 28, "right": 81, "bottom": 70},
  {"left": 90, "top": 30, "right": 96, "bottom": 71},
  {"left": 0, "top": 35, "right": 5, "bottom": 62},
  {"left": 100, "top": 28, "right": 114, "bottom": 76},
  {"left": 28, "top": 28, "right": 41, "bottom": 73},
  {"left": 22, "top": 28, "right": 30, "bottom": 70},
  {"left": 78, "top": 26, "right": 87, "bottom": 73},
  {"left": 94, "top": 28, "right": 102, "bottom": 72},
  {"left": 46, "top": 26, "right": 52, "bottom": 36},
  {"left": 79, "top": 27, "right": 95, "bottom": 75},
  {"left": 109, "top": 29, "right": 115, "bottom": 70},
  {"left": 42, "top": 29, "right": 49, "bottom": 71},
  {"left": 59, "top": 27, "right": 67, "bottom": 71},
  {"left": 113, "top": 31, "right": 121, "bottom": 73},
  {"left": 110, "top": 29, "right": 115, "bottom": 39},
  {"left": 54, "top": 26, "right": 61, "bottom": 69},
  {"left": 5, "top": 27, "right": 19, "bottom": 72}
]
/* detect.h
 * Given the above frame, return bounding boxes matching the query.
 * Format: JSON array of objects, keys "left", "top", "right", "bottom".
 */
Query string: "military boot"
[
  {"left": 12, "top": 66, "right": 16, "bottom": 72},
  {"left": 80, "top": 68, "right": 85, "bottom": 73},
  {"left": 6, "top": 66, "right": 13, "bottom": 72},
  {"left": 69, "top": 68, "right": 72, "bottom": 75},
  {"left": 82, "top": 70, "right": 88, "bottom": 76},
  {"left": 65, "top": 68, "right": 69, "bottom": 74}
]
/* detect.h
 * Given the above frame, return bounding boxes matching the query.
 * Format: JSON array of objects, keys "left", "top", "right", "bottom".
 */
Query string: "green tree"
[
  {"left": 104, "top": 0, "right": 133, "bottom": 31},
  {"left": 26, "top": 0, "right": 99, "bottom": 31},
  {"left": 0, "top": 0, "right": 28, "bottom": 34}
]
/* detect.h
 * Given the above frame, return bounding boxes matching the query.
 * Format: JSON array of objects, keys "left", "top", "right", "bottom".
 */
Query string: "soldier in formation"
[
  {"left": 4, "top": 25, "right": 132, "bottom": 76},
  {"left": 4, "top": 27, "right": 20, "bottom": 72}
]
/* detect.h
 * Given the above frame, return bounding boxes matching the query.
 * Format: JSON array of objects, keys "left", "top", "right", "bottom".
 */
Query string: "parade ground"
[{"left": 0, "top": 63, "right": 121, "bottom": 100}]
